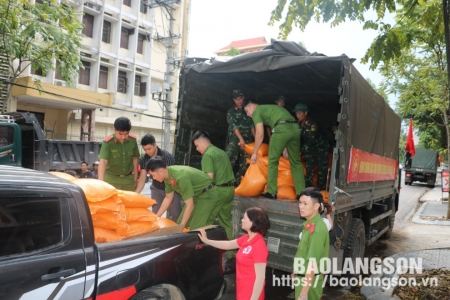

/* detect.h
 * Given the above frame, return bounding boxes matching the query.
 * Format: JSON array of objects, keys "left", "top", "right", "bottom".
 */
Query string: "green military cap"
[
  {"left": 232, "top": 89, "right": 244, "bottom": 98},
  {"left": 292, "top": 103, "right": 309, "bottom": 112},
  {"left": 276, "top": 95, "right": 286, "bottom": 101}
]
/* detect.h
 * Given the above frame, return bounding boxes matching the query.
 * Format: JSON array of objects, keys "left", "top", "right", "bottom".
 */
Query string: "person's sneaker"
[
  {"left": 225, "top": 257, "right": 236, "bottom": 274},
  {"left": 260, "top": 192, "right": 277, "bottom": 200}
]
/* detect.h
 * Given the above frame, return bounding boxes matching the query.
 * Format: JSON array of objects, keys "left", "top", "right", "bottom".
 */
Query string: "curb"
[{"left": 411, "top": 202, "right": 450, "bottom": 226}]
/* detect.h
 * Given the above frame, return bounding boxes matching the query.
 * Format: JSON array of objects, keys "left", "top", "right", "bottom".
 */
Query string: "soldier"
[
  {"left": 98, "top": 117, "right": 140, "bottom": 191},
  {"left": 147, "top": 157, "right": 218, "bottom": 230},
  {"left": 192, "top": 130, "right": 235, "bottom": 258},
  {"left": 275, "top": 95, "right": 286, "bottom": 107},
  {"left": 135, "top": 133, "right": 182, "bottom": 221},
  {"left": 293, "top": 103, "right": 329, "bottom": 190},
  {"left": 227, "top": 89, "right": 255, "bottom": 186},
  {"left": 294, "top": 187, "right": 330, "bottom": 300},
  {"left": 243, "top": 99, "right": 305, "bottom": 199}
]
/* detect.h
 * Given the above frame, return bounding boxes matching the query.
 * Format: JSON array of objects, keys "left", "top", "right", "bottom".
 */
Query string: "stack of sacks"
[
  {"left": 71, "top": 179, "right": 173, "bottom": 243},
  {"left": 234, "top": 143, "right": 297, "bottom": 200}
]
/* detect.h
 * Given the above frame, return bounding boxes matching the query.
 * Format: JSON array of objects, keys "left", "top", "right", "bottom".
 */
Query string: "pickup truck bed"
[{"left": 0, "top": 166, "right": 226, "bottom": 300}]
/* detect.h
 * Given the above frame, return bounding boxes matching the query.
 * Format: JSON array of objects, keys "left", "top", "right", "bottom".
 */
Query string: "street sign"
[{"left": 442, "top": 170, "right": 449, "bottom": 193}]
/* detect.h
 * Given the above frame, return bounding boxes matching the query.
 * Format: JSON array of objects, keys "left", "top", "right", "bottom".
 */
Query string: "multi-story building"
[{"left": 7, "top": 0, "right": 190, "bottom": 150}]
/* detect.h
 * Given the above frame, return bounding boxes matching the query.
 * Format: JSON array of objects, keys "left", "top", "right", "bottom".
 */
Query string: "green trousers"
[
  {"left": 226, "top": 139, "right": 250, "bottom": 184},
  {"left": 177, "top": 186, "right": 218, "bottom": 230},
  {"left": 207, "top": 186, "right": 234, "bottom": 257},
  {"left": 294, "top": 274, "right": 324, "bottom": 300},
  {"left": 104, "top": 173, "right": 135, "bottom": 191},
  {"left": 267, "top": 123, "right": 305, "bottom": 195}
]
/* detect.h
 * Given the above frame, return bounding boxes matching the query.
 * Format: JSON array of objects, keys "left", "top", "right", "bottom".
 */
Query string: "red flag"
[{"left": 405, "top": 119, "right": 415, "bottom": 157}]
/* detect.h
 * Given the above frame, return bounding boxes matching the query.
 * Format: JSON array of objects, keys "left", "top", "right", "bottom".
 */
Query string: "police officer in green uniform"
[
  {"left": 243, "top": 99, "right": 305, "bottom": 199},
  {"left": 293, "top": 103, "right": 329, "bottom": 190},
  {"left": 98, "top": 117, "right": 140, "bottom": 191},
  {"left": 227, "top": 89, "right": 255, "bottom": 186},
  {"left": 147, "top": 157, "right": 218, "bottom": 230},
  {"left": 192, "top": 130, "right": 235, "bottom": 257},
  {"left": 294, "top": 187, "right": 330, "bottom": 300}
]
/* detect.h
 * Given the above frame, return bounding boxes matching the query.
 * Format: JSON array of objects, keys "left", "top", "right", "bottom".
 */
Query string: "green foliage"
[
  {"left": 365, "top": 77, "right": 389, "bottom": 103},
  {"left": 377, "top": 2, "right": 449, "bottom": 157},
  {"left": 269, "top": 0, "right": 408, "bottom": 39},
  {"left": 222, "top": 47, "right": 241, "bottom": 57},
  {"left": 0, "top": 0, "right": 83, "bottom": 88}
]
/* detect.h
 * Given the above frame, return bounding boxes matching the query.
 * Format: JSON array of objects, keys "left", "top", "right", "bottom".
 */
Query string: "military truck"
[
  {"left": 404, "top": 148, "right": 439, "bottom": 187},
  {"left": 0, "top": 112, "right": 101, "bottom": 172},
  {"left": 174, "top": 40, "right": 401, "bottom": 273}
]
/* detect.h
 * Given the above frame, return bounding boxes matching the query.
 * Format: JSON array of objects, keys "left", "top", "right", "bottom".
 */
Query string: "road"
[{"left": 221, "top": 171, "right": 450, "bottom": 299}]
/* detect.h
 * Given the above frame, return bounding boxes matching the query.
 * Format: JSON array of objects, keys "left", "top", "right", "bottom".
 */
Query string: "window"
[
  {"left": 137, "top": 34, "right": 145, "bottom": 54},
  {"left": 82, "top": 13, "right": 94, "bottom": 38},
  {"left": 55, "top": 60, "right": 63, "bottom": 80},
  {"left": 120, "top": 28, "right": 129, "bottom": 49},
  {"left": 0, "top": 197, "right": 62, "bottom": 256},
  {"left": 134, "top": 75, "right": 146, "bottom": 96},
  {"left": 78, "top": 61, "right": 91, "bottom": 85},
  {"left": 102, "top": 21, "right": 111, "bottom": 43},
  {"left": 123, "top": 0, "right": 131, "bottom": 6},
  {"left": 99, "top": 66, "right": 108, "bottom": 89},
  {"left": 31, "top": 65, "right": 44, "bottom": 76},
  {"left": 140, "top": 1, "right": 147, "bottom": 13},
  {"left": 118, "top": 71, "right": 127, "bottom": 93},
  {"left": 0, "top": 127, "right": 13, "bottom": 148}
]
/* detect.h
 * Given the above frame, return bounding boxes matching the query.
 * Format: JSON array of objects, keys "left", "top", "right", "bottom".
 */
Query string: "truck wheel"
[
  {"left": 129, "top": 284, "right": 186, "bottom": 300},
  {"left": 343, "top": 219, "right": 365, "bottom": 275},
  {"left": 427, "top": 184, "right": 435, "bottom": 188},
  {"left": 381, "top": 203, "right": 395, "bottom": 240}
]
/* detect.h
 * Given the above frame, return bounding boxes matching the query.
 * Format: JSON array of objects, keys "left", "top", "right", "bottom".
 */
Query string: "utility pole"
[
  {"left": 443, "top": 0, "right": 450, "bottom": 218},
  {"left": 146, "top": 0, "right": 181, "bottom": 151}
]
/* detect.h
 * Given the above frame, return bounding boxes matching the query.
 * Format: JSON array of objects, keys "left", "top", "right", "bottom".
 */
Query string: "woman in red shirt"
[{"left": 198, "top": 207, "right": 270, "bottom": 300}]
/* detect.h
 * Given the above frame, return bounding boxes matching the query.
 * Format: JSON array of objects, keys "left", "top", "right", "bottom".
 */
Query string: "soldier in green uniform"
[
  {"left": 146, "top": 157, "right": 218, "bottom": 230},
  {"left": 294, "top": 187, "right": 330, "bottom": 300},
  {"left": 293, "top": 103, "right": 329, "bottom": 190},
  {"left": 243, "top": 99, "right": 305, "bottom": 199},
  {"left": 98, "top": 117, "right": 140, "bottom": 191},
  {"left": 227, "top": 89, "right": 255, "bottom": 186},
  {"left": 192, "top": 130, "right": 235, "bottom": 258}
]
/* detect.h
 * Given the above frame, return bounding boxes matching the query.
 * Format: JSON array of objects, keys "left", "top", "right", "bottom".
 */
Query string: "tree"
[
  {"left": 0, "top": 0, "right": 83, "bottom": 112},
  {"left": 222, "top": 47, "right": 241, "bottom": 57}
]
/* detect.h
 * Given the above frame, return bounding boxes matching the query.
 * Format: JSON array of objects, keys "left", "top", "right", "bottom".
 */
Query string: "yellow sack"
[
  {"left": 94, "top": 227, "right": 123, "bottom": 243},
  {"left": 49, "top": 172, "right": 76, "bottom": 182},
  {"left": 117, "top": 221, "right": 159, "bottom": 237},
  {"left": 73, "top": 179, "right": 118, "bottom": 202},
  {"left": 118, "top": 190, "right": 156, "bottom": 208}
]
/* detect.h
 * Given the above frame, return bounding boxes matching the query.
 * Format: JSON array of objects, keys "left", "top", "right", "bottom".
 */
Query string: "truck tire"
[
  {"left": 427, "top": 184, "right": 435, "bottom": 188},
  {"left": 129, "top": 284, "right": 186, "bottom": 300},
  {"left": 381, "top": 203, "right": 395, "bottom": 240},
  {"left": 343, "top": 219, "right": 365, "bottom": 275}
]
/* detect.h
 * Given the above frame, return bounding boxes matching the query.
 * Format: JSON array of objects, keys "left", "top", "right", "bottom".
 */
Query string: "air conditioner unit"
[
  {"left": 84, "top": 1, "right": 101, "bottom": 11},
  {"left": 54, "top": 80, "right": 67, "bottom": 87}
]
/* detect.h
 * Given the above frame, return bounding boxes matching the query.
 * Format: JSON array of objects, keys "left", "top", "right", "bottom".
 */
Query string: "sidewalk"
[{"left": 360, "top": 186, "right": 450, "bottom": 299}]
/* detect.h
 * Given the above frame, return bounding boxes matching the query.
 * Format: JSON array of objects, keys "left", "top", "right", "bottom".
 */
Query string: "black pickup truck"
[{"left": 0, "top": 166, "right": 226, "bottom": 300}]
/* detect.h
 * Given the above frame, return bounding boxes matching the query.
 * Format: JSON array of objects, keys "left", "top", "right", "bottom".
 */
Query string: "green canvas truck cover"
[
  {"left": 177, "top": 40, "right": 401, "bottom": 186},
  {"left": 411, "top": 148, "right": 438, "bottom": 170}
]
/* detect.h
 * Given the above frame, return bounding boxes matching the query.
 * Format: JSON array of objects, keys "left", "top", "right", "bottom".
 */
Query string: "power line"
[{"left": 1, "top": 78, "right": 175, "bottom": 121}]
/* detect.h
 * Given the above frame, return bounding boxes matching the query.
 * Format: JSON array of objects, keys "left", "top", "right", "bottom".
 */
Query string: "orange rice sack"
[
  {"left": 277, "top": 185, "right": 297, "bottom": 200},
  {"left": 126, "top": 208, "right": 157, "bottom": 222},
  {"left": 117, "top": 221, "right": 159, "bottom": 237},
  {"left": 92, "top": 213, "right": 129, "bottom": 231},
  {"left": 94, "top": 227, "right": 123, "bottom": 243},
  {"left": 118, "top": 190, "right": 156, "bottom": 208},
  {"left": 242, "top": 143, "right": 269, "bottom": 157},
  {"left": 49, "top": 172, "right": 76, "bottom": 182},
  {"left": 235, "top": 161, "right": 267, "bottom": 197},
  {"left": 156, "top": 217, "right": 178, "bottom": 228},
  {"left": 73, "top": 179, "right": 118, "bottom": 202},
  {"left": 88, "top": 198, "right": 123, "bottom": 214}
]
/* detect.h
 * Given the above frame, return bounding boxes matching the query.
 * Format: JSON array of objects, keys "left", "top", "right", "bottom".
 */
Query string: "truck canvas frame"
[{"left": 174, "top": 40, "right": 402, "bottom": 273}]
